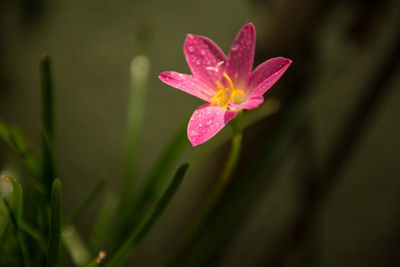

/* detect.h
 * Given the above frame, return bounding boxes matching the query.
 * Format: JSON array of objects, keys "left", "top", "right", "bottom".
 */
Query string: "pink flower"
[{"left": 159, "top": 23, "right": 292, "bottom": 146}]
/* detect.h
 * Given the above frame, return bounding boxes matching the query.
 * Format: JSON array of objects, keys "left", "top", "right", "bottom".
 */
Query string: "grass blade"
[
  {"left": 1, "top": 176, "right": 22, "bottom": 224},
  {"left": 82, "top": 250, "right": 106, "bottom": 267},
  {"left": 2, "top": 176, "right": 29, "bottom": 267},
  {"left": 40, "top": 54, "right": 55, "bottom": 195},
  {"left": 121, "top": 56, "right": 150, "bottom": 203},
  {"left": 20, "top": 221, "right": 47, "bottom": 253},
  {"left": 62, "top": 226, "right": 91, "bottom": 266},
  {"left": 116, "top": 56, "right": 150, "bottom": 243},
  {"left": 106, "top": 163, "right": 189, "bottom": 267},
  {"left": 47, "top": 178, "right": 62, "bottom": 267},
  {"left": 0, "top": 121, "right": 42, "bottom": 181},
  {"left": 89, "top": 193, "right": 119, "bottom": 253},
  {"left": 67, "top": 176, "right": 107, "bottom": 225},
  {"left": 124, "top": 121, "right": 187, "bottom": 228}
]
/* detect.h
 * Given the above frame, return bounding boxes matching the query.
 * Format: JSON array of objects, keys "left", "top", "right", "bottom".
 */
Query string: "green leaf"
[
  {"left": 1, "top": 176, "right": 23, "bottom": 226},
  {"left": 116, "top": 56, "right": 151, "bottom": 243},
  {"left": 106, "top": 163, "right": 189, "bottom": 267},
  {"left": 116, "top": 120, "right": 188, "bottom": 244},
  {"left": 134, "top": 121, "right": 187, "bottom": 215},
  {"left": 20, "top": 221, "right": 47, "bottom": 253},
  {"left": 47, "top": 178, "right": 62, "bottom": 267},
  {"left": 120, "top": 56, "right": 150, "bottom": 202},
  {"left": 0, "top": 121, "right": 41, "bottom": 180},
  {"left": 143, "top": 121, "right": 188, "bottom": 199},
  {"left": 62, "top": 226, "right": 90, "bottom": 266},
  {"left": 2, "top": 177, "right": 30, "bottom": 267},
  {"left": 82, "top": 250, "right": 106, "bottom": 267},
  {"left": 68, "top": 176, "right": 107, "bottom": 225},
  {"left": 40, "top": 54, "right": 56, "bottom": 195},
  {"left": 89, "top": 193, "right": 119, "bottom": 253},
  {"left": 83, "top": 258, "right": 98, "bottom": 267}
]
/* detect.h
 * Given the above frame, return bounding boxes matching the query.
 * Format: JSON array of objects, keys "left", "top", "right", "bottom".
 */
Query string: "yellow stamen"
[
  {"left": 223, "top": 73, "right": 235, "bottom": 92},
  {"left": 211, "top": 73, "right": 246, "bottom": 108}
]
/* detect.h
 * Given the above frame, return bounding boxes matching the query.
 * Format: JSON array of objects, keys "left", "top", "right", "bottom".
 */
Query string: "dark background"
[{"left": 0, "top": 0, "right": 399, "bottom": 266}]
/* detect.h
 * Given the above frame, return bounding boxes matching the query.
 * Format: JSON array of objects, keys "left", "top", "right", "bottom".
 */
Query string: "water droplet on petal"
[
  {"left": 188, "top": 46, "right": 195, "bottom": 52},
  {"left": 205, "top": 120, "right": 212, "bottom": 127},
  {"left": 231, "top": 44, "right": 239, "bottom": 51},
  {"left": 199, "top": 123, "right": 203, "bottom": 127}
]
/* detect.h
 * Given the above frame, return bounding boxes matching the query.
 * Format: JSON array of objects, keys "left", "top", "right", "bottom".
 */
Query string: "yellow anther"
[
  {"left": 212, "top": 73, "right": 246, "bottom": 108},
  {"left": 233, "top": 90, "right": 245, "bottom": 97},
  {"left": 211, "top": 90, "right": 225, "bottom": 105}
]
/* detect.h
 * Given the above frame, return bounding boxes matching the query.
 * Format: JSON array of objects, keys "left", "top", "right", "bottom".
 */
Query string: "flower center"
[{"left": 211, "top": 73, "right": 245, "bottom": 108}]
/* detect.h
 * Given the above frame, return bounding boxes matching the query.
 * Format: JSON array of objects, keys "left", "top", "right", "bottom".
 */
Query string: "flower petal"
[
  {"left": 196, "top": 35, "right": 226, "bottom": 64},
  {"left": 184, "top": 34, "right": 227, "bottom": 84},
  {"left": 228, "top": 96, "right": 264, "bottom": 110},
  {"left": 226, "top": 23, "right": 256, "bottom": 86},
  {"left": 159, "top": 71, "right": 215, "bottom": 102},
  {"left": 187, "top": 104, "right": 237, "bottom": 146},
  {"left": 248, "top": 57, "right": 292, "bottom": 97}
]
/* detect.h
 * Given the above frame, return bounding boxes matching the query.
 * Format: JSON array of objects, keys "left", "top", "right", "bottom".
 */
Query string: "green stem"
[
  {"left": 219, "top": 112, "right": 243, "bottom": 182},
  {"left": 167, "top": 112, "right": 243, "bottom": 267},
  {"left": 106, "top": 163, "right": 189, "bottom": 267}
]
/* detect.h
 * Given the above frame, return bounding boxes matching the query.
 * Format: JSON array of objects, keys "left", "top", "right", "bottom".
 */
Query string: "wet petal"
[
  {"left": 184, "top": 34, "right": 227, "bottom": 84},
  {"left": 187, "top": 104, "right": 237, "bottom": 146},
  {"left": 228, "top": 96, "right": 264, "bottom": 110},
  {"left": 197, "top": 35, "right": 226, "bottom": 64},
  {"left": 248, "top": 57, "right": 292, "bottom": 97},
  {"left": 159, "top": 71, "right": 215, "bottom": 102},
  {"left": 226, "top": 23, "right": 256, "bottom": 86}
]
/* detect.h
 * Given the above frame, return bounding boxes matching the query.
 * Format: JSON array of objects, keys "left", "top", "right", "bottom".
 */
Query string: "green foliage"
[
  {"left": 1, "top": 177, "right": 29, "bottom": 267},
  {"left": 106, "top": 163, "right": 189, "bottom": 267},
  {"left": 0, "top": 53, "right": 280, "bottom": 267},
  {"left": 0, "top": 121, "right": 41, "bottom": 180},
  {"left": 47, "top": 179, "right": 62, "bottom": 267},
  {"left": 40, "top": 54, "right": 55, "bottom": 197}
]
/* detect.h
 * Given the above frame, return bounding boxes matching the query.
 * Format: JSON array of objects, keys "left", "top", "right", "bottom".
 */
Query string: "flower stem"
[
  {"left": 167, "top": 112, "right": 243, "bottom": 267},
  {"left": 219, "top": 111, "right": 242, "bottom": 182}
]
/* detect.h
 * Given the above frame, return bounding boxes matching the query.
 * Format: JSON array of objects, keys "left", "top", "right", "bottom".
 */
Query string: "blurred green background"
[{"left": 1, "top": 0, "right": 400, "bottom": 266}]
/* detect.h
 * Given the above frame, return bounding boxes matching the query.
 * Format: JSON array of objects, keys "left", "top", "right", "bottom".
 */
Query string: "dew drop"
[
  {"left": 205, "top": 120, "right": 212, "bottom": 127},
  {"left": 188, "top": 46, "right": 195, "bottom": 52},
  {"left": 199, "top": 123, "right": 203, "bottom": 127},
  {"left": 231, "top": 44, "right": 239, "bottom": 51}
]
